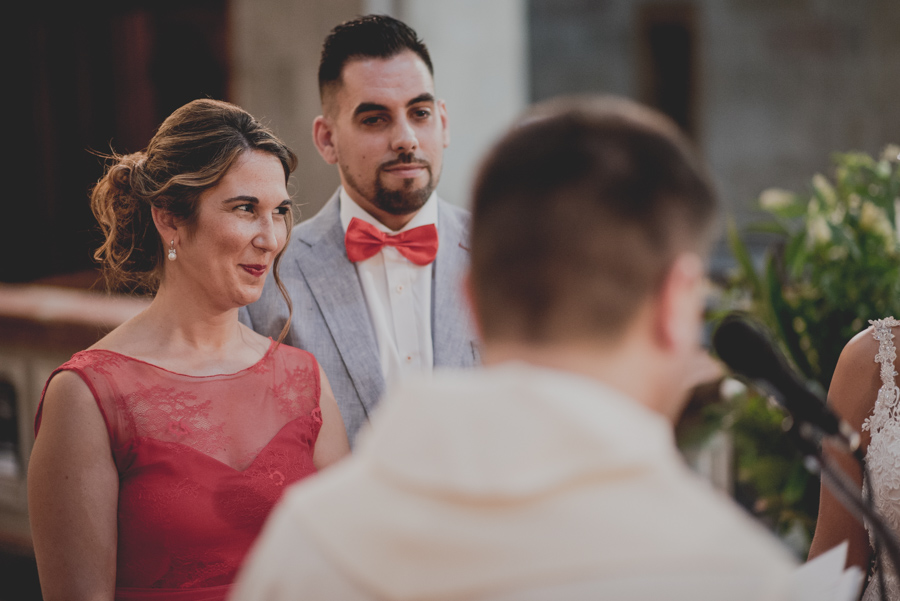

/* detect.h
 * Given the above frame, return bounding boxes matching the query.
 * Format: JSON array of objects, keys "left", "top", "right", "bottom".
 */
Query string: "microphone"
[{"left": 711, "top": 313, "right": 858, "bottom": 449}]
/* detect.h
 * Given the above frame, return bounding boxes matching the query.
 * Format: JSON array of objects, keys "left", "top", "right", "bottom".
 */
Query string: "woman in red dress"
[{"left": 27, "top": 98, "right": 350, "bottom": 601}]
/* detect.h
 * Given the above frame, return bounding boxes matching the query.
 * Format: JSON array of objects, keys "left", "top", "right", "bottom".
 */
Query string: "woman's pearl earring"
[{"left": 167, "top": 240, "right": 177, "bottom": 261}]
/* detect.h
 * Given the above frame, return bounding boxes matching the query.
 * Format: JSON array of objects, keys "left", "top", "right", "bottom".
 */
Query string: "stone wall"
[{"left": 530, "top": 0, "right": 900, "bottom": 237}]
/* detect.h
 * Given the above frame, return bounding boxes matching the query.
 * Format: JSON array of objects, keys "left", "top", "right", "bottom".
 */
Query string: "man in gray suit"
[{"left": 241, "top": 15, "right": 478, "bottom": 445}]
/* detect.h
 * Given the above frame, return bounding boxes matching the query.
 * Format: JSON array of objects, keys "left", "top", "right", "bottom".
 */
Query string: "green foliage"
[
  {"left": 727, "top": 146, "right": 900, "bottom": 389},
  {"left": 729, "top": 394, "right": 818, "bottom": 539},
  {"left": 718, "top": 145, "right": 900, "bottom": 552}
]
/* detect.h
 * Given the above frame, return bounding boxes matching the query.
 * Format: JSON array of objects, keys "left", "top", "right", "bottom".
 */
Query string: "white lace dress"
[{"left": 861, "top": 317, "right": 900, "bottom": 601}]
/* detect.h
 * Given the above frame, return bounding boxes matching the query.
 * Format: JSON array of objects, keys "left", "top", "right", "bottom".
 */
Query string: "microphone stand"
[{"left": 787, "top": 417, "right": 900, "bottom": 601}]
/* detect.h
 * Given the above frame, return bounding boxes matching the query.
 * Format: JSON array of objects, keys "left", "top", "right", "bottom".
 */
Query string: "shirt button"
[
  {"left": 396, "top": 285, "right": 404, "bottom": 293},
  {"left": 406, "top": 355, "right": 413, "bottom": 363}
]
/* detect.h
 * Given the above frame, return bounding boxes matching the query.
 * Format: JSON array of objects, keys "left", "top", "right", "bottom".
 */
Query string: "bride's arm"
[
  {"left": 28, "top": 371, "right": 118, "bottom": 601},
  {"left": 807, "top": 328, "right": 880, "bottom": 570}
]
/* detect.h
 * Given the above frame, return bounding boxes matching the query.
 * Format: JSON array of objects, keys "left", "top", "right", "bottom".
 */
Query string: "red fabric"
[
  {"left": 35, "top": 341, "right": 322, "bottom": 601},
  {"left": 344, "top": 217, "right": 439, "bottom": 265}
]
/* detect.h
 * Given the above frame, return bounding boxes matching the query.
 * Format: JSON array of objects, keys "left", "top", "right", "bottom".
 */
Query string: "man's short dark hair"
[
  {"left": 470, "top": 96, "right": 718, "bottom": 344},
  {"left": 318, "top": 14, "right": 433, "bottom": 101}
]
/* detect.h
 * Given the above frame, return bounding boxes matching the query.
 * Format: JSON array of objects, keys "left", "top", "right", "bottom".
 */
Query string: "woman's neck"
[
  {"left": 150, "top": 284, "right": 240, "bottom": 347},
  {"left": 93, "top": 280, "right": 268, "bottom": 376}
]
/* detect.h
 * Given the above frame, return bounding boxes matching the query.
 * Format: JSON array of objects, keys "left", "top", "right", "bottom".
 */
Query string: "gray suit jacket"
[{"left": 241, "top": 190, "right": 478, "bottom": 445}]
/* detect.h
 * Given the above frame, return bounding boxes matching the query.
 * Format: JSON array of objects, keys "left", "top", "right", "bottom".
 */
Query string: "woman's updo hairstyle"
[{"left": 91, "top": 98, "right": 298, "bottom": 293}]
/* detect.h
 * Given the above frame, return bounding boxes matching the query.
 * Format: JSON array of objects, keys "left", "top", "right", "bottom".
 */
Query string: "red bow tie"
[{"left": 344, "top": 217, "right": 439, "bottom": 266}]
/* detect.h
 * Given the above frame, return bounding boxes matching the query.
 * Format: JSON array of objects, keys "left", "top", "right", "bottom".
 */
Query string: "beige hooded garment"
[{"left": 231, "top": 362, "right": 798, "bottom": 601}]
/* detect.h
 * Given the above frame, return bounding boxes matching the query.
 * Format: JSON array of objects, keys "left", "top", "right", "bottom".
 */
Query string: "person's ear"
[
  {"left": 438, "top": 99, "right": 450, "bottom": 148},
  {"left": 312, "top": 116, "right": 339, "bottom": 165},
  {"left": 151, "top": 206, "right": 178, "bottom": 242},
  {"left": 654, "top": 252, "right": 706, "bottom": 352}
]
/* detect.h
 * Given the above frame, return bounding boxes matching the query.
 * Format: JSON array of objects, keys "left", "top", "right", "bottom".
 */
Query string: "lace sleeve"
[{"left": 861, "top": 317, "right": 900, "bottom": 434}]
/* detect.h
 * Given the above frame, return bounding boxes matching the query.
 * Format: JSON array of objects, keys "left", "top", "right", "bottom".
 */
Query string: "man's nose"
[{"left": 390, "top": 118, "right": 418, "bottom": 153}]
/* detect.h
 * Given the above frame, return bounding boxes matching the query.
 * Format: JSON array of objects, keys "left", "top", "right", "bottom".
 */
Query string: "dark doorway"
[
  {"left": 6, "top": 2, "right": 229, "bottom": 284},
  {"left": 637, "top": 3, "right": 698, "bottom": 138}
]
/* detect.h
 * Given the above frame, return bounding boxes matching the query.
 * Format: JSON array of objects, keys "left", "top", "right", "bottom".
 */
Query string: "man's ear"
[
  {"left": 151, "top": 206, "right": 178, "bottom": 246},
  {"left": 653, "top": 252, "right": 706, "bottom": 352},
  {"left": 312, "top": 116, "right": 339, "bottom": 165},
  {"left": 438, "top": 99, "right": 450, "bottom": 148}
]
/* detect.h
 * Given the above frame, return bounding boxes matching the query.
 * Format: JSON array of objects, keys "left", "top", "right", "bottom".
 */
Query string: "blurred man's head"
[
  {"left": 313, "top": 15, "right": 448, "bottom": 229},
  {"left": 469, "top": 97, "right": 717, "bottom": 362}
]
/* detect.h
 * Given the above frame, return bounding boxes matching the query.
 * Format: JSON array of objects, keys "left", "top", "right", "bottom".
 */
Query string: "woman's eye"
[{"left": 275, "top": 206, "right": 290, "bottom": 216}]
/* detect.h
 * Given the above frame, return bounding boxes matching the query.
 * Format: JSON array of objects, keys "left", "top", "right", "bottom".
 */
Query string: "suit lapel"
[
  {"left": 432, "top": 201, "right": 477, "bottom": 367},
  {"left": 295, "top": 194, "right": 385, "bottom": 414}
]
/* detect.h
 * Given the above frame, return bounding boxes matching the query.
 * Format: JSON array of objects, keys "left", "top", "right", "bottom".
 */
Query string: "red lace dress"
[{"left": 34, "top": 341, "right": 322, "bottom": 601}]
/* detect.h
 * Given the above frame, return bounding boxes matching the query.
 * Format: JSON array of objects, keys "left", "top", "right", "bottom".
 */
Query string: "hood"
[
  {"left": 359, "top": 362, "right": 676, "bottom": 500},
  {"left": 292, "top": 363, "right": 736, "bottom": 600}
]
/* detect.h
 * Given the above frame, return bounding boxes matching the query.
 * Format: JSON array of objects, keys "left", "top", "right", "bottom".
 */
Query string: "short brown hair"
[
  {"left": 470, "top": 96, "right": 718, "bottom": 344},
  {"left": 318, "top": 15, "right": 432, "bottom": 105}
]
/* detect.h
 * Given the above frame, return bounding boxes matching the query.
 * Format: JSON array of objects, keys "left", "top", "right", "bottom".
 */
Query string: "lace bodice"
[
  {"left": 34, "top": 341, "right": 323, "bottom": 599},
  {"left": 860, "top": 317, "right": 900, "bottom": 601}
]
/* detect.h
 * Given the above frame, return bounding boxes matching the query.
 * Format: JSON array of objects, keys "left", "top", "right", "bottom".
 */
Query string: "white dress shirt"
[{"left": 339, "top": 188, "right": 436, "bottom": 386}]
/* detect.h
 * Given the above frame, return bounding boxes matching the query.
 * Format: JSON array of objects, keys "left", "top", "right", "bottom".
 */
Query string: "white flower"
[
  {"left": 827, "top": 245, "right": 848, "bottom": 261},
  {"left": 807, "top": 215, "right": 831, "bottom": 245},
  {"left": 807, "top": 197, "right": 822, "bottom": 219},
  {"left": 720, "top": 377, "right": 747, "bottom": 400},
  {"left": 860, "top": 201, "right": 893, "bottom": 238},
  {"left": 881, "top": 144, "right": 900, "bottom": 163},
  {"left": 759, "top": 188, "right": 794, "bottom": 211},
  {"left": 812, "top": 173, "right": 837, "bottom": 207},
  {"left": 860, "top": 201, "right": 897, "bottom": 253},
  {"left": 828, "top": 203, "right": 846, "bottom": 225}
]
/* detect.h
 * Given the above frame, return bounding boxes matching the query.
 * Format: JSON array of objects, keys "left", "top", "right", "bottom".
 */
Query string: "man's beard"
[
  {"left": 372, "top": 175, "right": 434, "bottom": 215},
  {"left": 345, "top": 152, "right": 438, "bottom": 216}
]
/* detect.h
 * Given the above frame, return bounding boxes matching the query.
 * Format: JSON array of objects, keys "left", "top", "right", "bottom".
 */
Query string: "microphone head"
[
  {"left": 711, "top": 313, "right": 791, "bottom": 383},
  {"left": 712, "top": 313, "right": 851, "bottom": 443}
]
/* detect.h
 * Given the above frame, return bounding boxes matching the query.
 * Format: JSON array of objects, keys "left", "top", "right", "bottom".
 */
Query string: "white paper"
[{"left": 789, "top": 541, "right": 865, "bottom": 601}]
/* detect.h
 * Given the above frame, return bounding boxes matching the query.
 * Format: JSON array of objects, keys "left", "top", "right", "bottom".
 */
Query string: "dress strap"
[
  {"left": 863, "top": 317, "right": 900, "bottom": 434},
  {"left": 872, "top": 317, "right": 900, "bottom": 389}
]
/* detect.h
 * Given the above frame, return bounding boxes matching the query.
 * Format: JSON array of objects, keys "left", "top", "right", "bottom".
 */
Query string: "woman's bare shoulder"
[
  {"left": 46, "top": 368, "right": 92, "bottom": 395},
  {"left": 840, "top": 326, "right": 882, "bottom": 371},
  {"left": 840, "top": 320, "right": 899, "bottom": 373},
  {"left": 38, "top": 369, "right": 109, "bottom": 447},
  {"left": 43, "top": 370, "right": 100, "bottom": 415},
  {"left": 829, "top": 322, "right": 897, "bottom": 429}
]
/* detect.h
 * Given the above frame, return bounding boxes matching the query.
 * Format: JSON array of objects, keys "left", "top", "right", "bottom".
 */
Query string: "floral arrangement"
[
  {"left": 732, "top": 145, "right": 900, "bottom": 389},
  {"left": 707, "top": 145, "right": 900, "bottom": 553}
]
